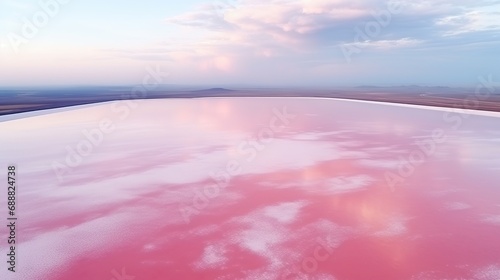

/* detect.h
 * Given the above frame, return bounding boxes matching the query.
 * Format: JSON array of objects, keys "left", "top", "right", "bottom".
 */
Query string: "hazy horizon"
[{"left": 0, "top": 83, "right": 495, "bottom": 91}]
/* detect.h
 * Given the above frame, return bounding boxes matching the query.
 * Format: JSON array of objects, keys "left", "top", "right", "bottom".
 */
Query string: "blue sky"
[{"left": 0, "top": 0, "right": 499, "bottom": 87}]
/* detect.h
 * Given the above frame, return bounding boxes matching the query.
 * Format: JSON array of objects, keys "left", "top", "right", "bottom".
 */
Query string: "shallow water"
[{"left": 1, "top": 97, "right": 499, "bottom": 280}]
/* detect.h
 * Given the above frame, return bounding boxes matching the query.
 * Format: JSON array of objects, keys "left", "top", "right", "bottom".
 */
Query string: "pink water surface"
[{"left": 1, "top": 98, "right": 500, "bottom": 280}]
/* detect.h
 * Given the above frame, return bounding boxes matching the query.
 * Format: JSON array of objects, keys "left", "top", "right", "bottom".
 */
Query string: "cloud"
[
  {"left": 110, "top": 0, "right": 500, "bottom": 61},
  {"left": 93, "top": 0, "right": 500, "bottom": 86},
  {"left": 166, "top": 0, "right": 500, "bottom": 51},
  {"left": 340, "top": 37, "right": 423, "bottom": 50}
]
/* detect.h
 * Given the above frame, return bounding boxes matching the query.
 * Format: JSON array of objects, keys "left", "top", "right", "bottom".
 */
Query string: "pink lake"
[{"left": 1, "top": 97, "right": 500, "bottom": 280}]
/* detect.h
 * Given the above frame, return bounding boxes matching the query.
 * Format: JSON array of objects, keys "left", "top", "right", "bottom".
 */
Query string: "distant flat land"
[{"left": 1, "top": 86, "right": 499, "bottom": 116}]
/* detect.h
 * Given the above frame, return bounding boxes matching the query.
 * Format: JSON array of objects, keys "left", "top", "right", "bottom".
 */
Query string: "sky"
[{"left": 0, "top": 0, "right": 499, "bottom": 87}]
